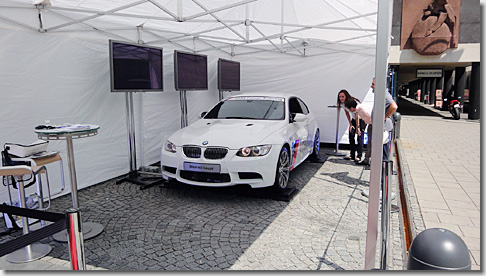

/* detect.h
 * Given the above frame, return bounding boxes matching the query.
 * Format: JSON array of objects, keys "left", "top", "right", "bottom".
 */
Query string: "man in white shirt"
[{"left": 360, "top": 78, "right": 398, "bottom": 165}]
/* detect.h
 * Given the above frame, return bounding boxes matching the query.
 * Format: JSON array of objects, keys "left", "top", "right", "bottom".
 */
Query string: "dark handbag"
[{"left": 1, "top": 145, "right": 34, "bottom": 189}]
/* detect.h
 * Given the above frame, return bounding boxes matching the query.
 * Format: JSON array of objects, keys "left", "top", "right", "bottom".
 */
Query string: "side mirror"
[
  {"left": 199, "top": 111, "right": 208, "bottom": 119},
  {"left": 291, "top": 113, "right": 306, "bottom": 123},
  {"left": 290, "top": 113, "right": 297, "bottom": 123}
]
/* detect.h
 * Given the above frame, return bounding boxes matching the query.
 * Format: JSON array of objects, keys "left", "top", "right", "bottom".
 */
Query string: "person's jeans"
[
  {"left": 365, "top": 125, "right": 392, "bottom": 162},
  {"left": 349, "top": 119, "right": 366, "bottom": 159}
]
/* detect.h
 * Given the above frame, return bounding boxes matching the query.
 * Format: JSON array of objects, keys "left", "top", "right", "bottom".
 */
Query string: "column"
[
  {"left": 454, "top": 67, "right": 466, "bottom": 107},
  {"left": 421, "top": 79, "right": 426, "bottom": 102},
  {"left": 443, "top": 70, "right": 453, "bottom": 111},
  {"left": 468, "top": 62, "right": 480, "bottom": 119},
  {"left": 408, "top": 82, "right": 413, "bottom": 99},
  {"left": 390, "top": 65, "right": 399, "bottom": 102},
  {"left": 413, "top": 81, "right": 418, "bottom": 99},
  {"left": 430, "top": 78, "right": 437, "bottom": 106},
  {"left": 425, "top": 78, "right": 431, "bottom": 104},
  {"left": 411, "top": 81, "right": 416, "bottom": 98},
  {"left": 436, "top": 74, "right": 444, "bottom": 109}
]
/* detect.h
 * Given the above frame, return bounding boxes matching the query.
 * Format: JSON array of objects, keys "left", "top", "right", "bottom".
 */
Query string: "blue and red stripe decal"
[{"left": 291, "top": 139, "right": 299, "bottom": 170}]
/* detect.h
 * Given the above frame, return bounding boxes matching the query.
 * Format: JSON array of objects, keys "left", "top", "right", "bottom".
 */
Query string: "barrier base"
[
  {"left": 7, "top": 243, "right": 52, "bottom": 263},
  {"left": 52, "top": 222, "right": 104, "bottom": 243}
]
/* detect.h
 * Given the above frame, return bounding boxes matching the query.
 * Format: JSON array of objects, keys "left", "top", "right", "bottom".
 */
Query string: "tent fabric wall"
[
  {"left": 141, "top": 45, "right": 375, "bottom": 168},
  {"left": 0, "top": 9, "right": 376, "bottom": 204},
  {"left": 0, "top": 29, "right": 129, "bottom": 204}
]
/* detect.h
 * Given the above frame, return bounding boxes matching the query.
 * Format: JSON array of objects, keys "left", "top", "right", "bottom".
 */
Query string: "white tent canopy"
[
  {"left": 1, "top": 0, "right": 378, "bottom": 56},
  {"left": 0, "top": 0, "right": 377, "bottom": 203}
]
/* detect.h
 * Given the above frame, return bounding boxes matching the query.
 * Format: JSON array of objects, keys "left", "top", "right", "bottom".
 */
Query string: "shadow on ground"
[{"left": 397, "top": 97, "right": 445, "bottom": 117}]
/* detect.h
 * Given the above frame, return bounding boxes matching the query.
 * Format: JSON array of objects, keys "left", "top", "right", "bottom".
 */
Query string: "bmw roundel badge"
[{"left": 202, "top": 141, "right": 208, "bottom": 145}]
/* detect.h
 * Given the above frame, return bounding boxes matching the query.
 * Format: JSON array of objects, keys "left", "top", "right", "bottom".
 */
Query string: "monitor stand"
[
  {"left": 119, "top": 91, "right": 164, "bottom": 190},
  {"left": 116, "top": 170, "right": 164, "bottom": 190}
]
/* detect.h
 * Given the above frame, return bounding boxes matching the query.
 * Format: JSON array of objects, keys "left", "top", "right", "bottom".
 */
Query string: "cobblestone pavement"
[
  {"left": 228, "top": 154, "right": 404, "bottom": 270},
  {"left": 0, "top": 147, "right": 405, "bottom": 271}
]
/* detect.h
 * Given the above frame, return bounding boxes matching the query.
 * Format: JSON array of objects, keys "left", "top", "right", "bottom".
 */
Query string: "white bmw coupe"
[{"left": 160, "top": 93, "right": 320, "bottom": 191}]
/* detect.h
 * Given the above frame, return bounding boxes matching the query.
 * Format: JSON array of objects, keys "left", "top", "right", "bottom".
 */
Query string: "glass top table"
[{"left": 35, "top": 124, "right": 103, "bottom": 242}]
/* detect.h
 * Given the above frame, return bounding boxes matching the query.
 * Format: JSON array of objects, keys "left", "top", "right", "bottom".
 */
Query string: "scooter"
[{"left": 448, "top": 99, "right": 462, "bottom": 120}]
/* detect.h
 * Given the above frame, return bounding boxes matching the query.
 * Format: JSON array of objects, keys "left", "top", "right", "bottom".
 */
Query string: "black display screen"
[
  {"left": 218, "top": 59, "right": 240, "bottom": 91},
  {"left": 174, "top": 50, "right": 208, "bottom": 91},
  {"left": 109, "top": 40, "right": 163, "bottom": 92}
]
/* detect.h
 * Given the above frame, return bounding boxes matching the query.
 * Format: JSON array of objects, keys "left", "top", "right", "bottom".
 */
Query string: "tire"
[
  {"left": 310, "top": 129, "right": 320, "bottom": 159},
  {"left": 454, "top": 108, "right": 460, "bottom": 120},
  {"left": 273, "top": 147, "right": 290, "bottom": 191}
]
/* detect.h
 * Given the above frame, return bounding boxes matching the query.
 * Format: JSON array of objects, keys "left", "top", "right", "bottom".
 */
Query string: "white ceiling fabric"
[{"left": 1, "top": 0, "right": 378, "bottom": 56}]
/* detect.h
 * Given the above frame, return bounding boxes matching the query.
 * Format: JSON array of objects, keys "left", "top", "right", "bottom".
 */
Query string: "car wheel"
[
  {"left": 310, "top": 129, "right": 320, "bottom": 158},
  {"left": 273, "top": 147, "right": 290, "bottom": 191}
]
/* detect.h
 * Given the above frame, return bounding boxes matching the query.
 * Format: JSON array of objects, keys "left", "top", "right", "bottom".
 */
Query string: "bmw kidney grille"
[
  {"left": 183, "top": 146, "right": 201, "bottom": 158},
  {"left": 204, "top": 148, "right": 228, "bottom": 159},
  {"left": 183, "top": 146, "right": 228, "bottom": 159}
]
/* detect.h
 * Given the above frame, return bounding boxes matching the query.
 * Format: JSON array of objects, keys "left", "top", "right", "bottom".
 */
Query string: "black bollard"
[
  {"left": 407, "top": 228, "right": 471, "bottom": 270},
  {"left": 392, "top": 112, "right": 401, "bottom": 139}
]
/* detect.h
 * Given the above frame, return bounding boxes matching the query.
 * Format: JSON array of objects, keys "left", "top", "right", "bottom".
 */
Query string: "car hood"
[{"left": 168, "top": 119, "right": 286, "bottom": 149}]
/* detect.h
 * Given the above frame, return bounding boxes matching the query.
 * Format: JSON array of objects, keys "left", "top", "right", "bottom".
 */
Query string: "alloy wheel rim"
[
  {"left": 278, "top": 150, "right": 290, "bottom": 189},
  {"left": 314, "top": 132, "right": 320, "bottom": 154}
]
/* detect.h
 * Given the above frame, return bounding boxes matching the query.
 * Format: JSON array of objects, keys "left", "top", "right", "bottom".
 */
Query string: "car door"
[
  {"left": 287, "top": 97, "right": 310, "bottom": 170},
  {"left": 297, "top": 97, "right": 314, "bottom": 156}
]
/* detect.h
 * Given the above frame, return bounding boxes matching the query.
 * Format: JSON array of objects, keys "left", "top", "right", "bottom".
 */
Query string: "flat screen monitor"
[
  {"left": 218, "top": 58, "right": 240, "bottom": 91},
  {"left": 109, "top": 40, "right": 163, "bottom": 92},
  {"left": 174, "top": 50, "right": 208, "bottom": 91}
]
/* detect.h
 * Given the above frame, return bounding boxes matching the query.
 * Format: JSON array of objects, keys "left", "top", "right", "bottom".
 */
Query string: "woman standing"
[{"left": 336, "top": 89, "right": 365, "bottom": 162}]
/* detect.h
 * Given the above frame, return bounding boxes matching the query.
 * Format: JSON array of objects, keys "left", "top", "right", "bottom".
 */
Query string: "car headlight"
[
  {"left": 237, "top": 145, "right": 272, "bottom": 157},
  {"left": 165, "top": 140, "right": 177, "bottom": 153}
]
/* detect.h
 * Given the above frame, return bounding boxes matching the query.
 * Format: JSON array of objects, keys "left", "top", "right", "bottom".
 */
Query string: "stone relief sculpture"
[{"left": 401, "top": 0, "right": 460, "bottom": 56}]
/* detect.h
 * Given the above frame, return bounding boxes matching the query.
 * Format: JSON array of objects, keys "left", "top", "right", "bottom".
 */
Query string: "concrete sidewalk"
[{"left": 396, "top": 96, "right": 480, "bottom": 270}]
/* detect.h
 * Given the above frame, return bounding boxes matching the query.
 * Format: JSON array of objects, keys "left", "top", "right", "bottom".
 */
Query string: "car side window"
[
  {"left": 289, "top": 98, "right": 303, "bottom": 114},
  {"left": 297, "top": 98, "right": 309, "bottom": 115}
]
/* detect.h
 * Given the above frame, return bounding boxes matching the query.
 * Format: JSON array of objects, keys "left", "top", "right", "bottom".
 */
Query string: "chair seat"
[
  {"left": 9, "top": 152, "right": 61, "bottom": 166},
  {"left": 0, "top": 165, "right": 45, "bottom": 177}
]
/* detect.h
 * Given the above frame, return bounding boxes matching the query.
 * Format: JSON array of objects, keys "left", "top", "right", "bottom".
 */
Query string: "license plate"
[
  {"left": 454, "top": 104, "right": 460, "bottom": 108},
  {"left": 184, "top": 162, "right": 221, "bottom": 173}
]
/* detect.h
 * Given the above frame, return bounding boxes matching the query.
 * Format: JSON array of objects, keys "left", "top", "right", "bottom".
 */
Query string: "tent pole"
[
  {"left": 326, "top": 105, "right": 345, "bottom": 156},
  {"left": 126, "top": 92, "right": 137, "bottom": 173},
  {"left": 180, "top": 90, "right": 188, "bottom": 128},
  {"left": 364, "top": 0, "right": 393, "bottom": 270}
]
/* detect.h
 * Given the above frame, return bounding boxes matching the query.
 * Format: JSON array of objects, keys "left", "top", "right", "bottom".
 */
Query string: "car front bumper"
[{"left": 160, "top": 146, "right": 281, "bottom": 188}]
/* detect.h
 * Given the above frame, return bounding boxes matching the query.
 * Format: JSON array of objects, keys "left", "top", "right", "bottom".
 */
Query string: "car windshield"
[{"left": 204, "top": 96, "right": 285, "bottom": 120}]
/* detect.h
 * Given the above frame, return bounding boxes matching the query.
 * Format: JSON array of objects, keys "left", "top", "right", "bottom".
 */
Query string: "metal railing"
[{"left": 380, "top": 160, "right": 393, "bottom": 270}]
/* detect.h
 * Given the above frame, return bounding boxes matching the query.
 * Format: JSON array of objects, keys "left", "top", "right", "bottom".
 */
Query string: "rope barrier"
[{"left": 0, "top": 204, "right": 66, "bottom": 258}]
